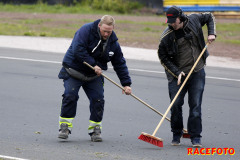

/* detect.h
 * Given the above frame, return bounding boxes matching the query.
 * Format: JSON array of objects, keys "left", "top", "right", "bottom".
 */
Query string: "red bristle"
[
  {"left": 138, "top": 134, "right": 163, "bottom": 147},
  {"left": 182, "top": 133, "right": 191, "bottom": 138}
]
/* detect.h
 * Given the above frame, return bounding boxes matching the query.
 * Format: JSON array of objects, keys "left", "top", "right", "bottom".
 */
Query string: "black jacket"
[{"left": 158, "top": 12, "right": 216, "bottom": 80}]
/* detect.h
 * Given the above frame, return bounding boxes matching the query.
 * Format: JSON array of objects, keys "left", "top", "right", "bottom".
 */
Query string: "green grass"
[
  {"left": 117, "top": 20, "right": 164, "bottom": 26},
  {"left": 0, "top": 17, "right": 92, "bottom": 37},
  {"left": 1, "top": 16, "right": 239, "bottom": 45},
  {"left": 216, "top": 24, "right": 240, "bottom": 44},
  {"left": 0, "top": 23, "right": 30, "bottom": 36},
  {"left": 0, "top": 3, "right": 114, "bottom": 14},
  {"left": 216, "top": 23, "right": 240, "bottom": 31},
  {"left": 202, "top": 24, "right": 240, "bottom": 45},
  {"left": 0, "top": 0, "right": 143, "bottom": 15}
]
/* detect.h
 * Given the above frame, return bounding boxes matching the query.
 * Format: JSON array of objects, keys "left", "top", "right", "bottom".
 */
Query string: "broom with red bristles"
[{"left": 138, "top": 43, "right": 209, "bottom": 147}]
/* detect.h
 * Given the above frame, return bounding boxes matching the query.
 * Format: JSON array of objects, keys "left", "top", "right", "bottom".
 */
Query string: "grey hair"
[{"left": 99, "top": 15, "right": 115, "bottom": 26}]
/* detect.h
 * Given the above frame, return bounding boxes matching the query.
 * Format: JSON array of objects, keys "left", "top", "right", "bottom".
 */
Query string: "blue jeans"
[
  {"left": 168, "top": 68, "right": 205, "bottom": 138},
  {"left": 60, "top": 76, "right": 105, "bottom": 123}
]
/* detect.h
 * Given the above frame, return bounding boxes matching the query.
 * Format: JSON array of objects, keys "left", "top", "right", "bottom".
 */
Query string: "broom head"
[
  {"left": 138, "top": 132, "right": 163, "bottom": 147},
  {"left": 182, "top": 133, "right": 191, "bottom": 138},
  {"left": 182, "top": 130, "right": 191, "bottom": 138}
]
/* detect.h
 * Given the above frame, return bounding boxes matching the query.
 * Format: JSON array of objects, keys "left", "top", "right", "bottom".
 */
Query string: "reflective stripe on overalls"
[
  {"left": 88, "top": 120, "right": 102, "bottom": 133},
  {"left": 59, "top": 116, "right": 74, "bottom": 131}
]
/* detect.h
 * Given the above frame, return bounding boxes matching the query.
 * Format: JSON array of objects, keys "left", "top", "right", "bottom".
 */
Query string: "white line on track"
[
  {"left": 0, "top": 56, "right": 240, "bottom": 82},
  {"left": 0, "top": 56, "right": 61, "bottom": 64},
  {"left": 0, "top": 155, "right": 29, "bottom": 160}
]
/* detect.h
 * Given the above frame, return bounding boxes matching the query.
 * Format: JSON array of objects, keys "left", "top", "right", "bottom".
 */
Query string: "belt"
[{"left": 65, "top": 67, "right": 98, "bottom": 81}]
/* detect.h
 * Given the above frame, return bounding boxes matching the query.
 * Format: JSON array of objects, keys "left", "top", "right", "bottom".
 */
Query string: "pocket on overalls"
[{"left": 58, "top": 67, "right": 70, "bottom": 80}]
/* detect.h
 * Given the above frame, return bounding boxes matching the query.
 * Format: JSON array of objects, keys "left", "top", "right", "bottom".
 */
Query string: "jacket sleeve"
[
  {"left": 111, "top": 42, "right": 132, "bottom": 87},
  {"left": 158, "top": 29, "right": 181, "bottom": 79},
  {"left": 196, "top": 12, "right": 217, "bottom": 36},
  {"left": 71, "top": 25, "right": 97, "bottom": 66}
]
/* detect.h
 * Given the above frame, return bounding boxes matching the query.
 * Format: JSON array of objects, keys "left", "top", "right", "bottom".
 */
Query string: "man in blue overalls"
[{"left": 58, "top": 15, "right": 132, "bottom": 142}]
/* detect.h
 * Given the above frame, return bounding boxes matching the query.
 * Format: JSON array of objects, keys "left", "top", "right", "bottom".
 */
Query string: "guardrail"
[{"left": 164, "top": 5, "right": 240, "bottom": 12}]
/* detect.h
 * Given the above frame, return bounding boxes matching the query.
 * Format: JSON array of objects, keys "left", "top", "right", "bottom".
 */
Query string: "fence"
[{"left": 163, "top": 0, "right": 240, "bottom": 12}]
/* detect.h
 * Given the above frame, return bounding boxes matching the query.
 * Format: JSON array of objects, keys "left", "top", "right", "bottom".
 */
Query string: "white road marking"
[
  {"left": 0, "top": 155, "right": 29, "bottom": 160},
  {"left": 0, "top": 56, "right": 61, "bottom": 64},
  {"left": 127, "top": 68, "right": 165, "bottom": 74},
  {"left": 0, "top": 56, "right": 240, "bottom": 82}
]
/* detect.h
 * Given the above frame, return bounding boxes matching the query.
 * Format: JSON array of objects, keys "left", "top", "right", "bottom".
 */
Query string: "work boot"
[
  {"left": 171, "top": 133, "right": 181, "bottom": 146},
  {"left": 58, "top": 123, "right": 70, "bottom": 139},
  {"left": 191, "top": 137, "right": 202, "bottom": 148},
  {"left": 90, "top": 126, "right": 102, "bottom": 142}
]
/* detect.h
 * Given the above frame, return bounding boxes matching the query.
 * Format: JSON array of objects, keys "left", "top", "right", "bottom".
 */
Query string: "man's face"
[
  {"left": 168, "top": 17, "right": 183, "bottom": 30},
  {"left": 98, "top": 23, "right": 114, "bottom": 40}
]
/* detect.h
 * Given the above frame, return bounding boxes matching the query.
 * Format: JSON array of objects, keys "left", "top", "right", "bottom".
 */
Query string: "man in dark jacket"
[
  {"left": 158, "top": 6, "right": 216, "bottom": 147},
  {"left": 58, "top": 15, "right": 132, "bottom": 142}
]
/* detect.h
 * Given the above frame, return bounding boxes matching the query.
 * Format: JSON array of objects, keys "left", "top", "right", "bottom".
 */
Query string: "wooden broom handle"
[
  {"left": 152, "top": 43, "right": 209, "bottom": 136},
  {"left": 83, "top": 61, "right": 172, "bottom": 122}
]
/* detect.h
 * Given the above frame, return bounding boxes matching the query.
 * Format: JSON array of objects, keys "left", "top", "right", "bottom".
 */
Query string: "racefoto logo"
[{"left": 187, "top": 148, "right": 235, "bottom": 155}]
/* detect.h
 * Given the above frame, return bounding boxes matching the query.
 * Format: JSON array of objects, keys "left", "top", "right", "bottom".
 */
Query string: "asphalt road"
[{"left": 0, "top": 47, "right": 239, "bottom": 160}]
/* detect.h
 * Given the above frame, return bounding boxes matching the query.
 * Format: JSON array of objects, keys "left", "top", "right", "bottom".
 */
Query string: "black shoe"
[
  {"left": 90, "top": 126, "right": 102, "bottom": 142},
  {"left": 58, "top": 123, "right": 70, "bottom": 139},
  {"left": 191, "top": 137, "right": 202, "bottom": 148},
  {"left": 171, "top": 133, "right": 181, "bottom": 146}
]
